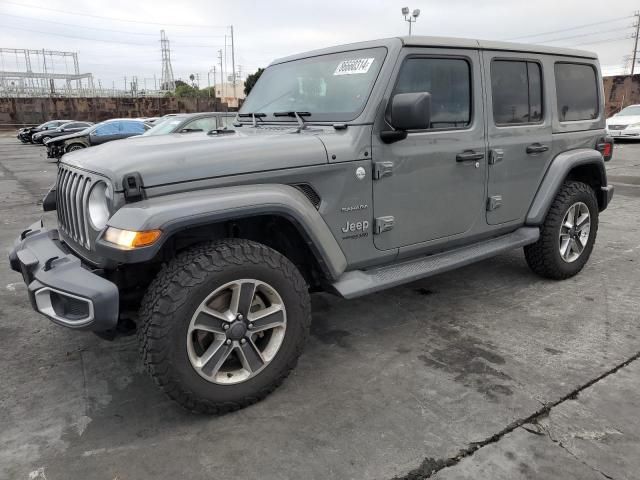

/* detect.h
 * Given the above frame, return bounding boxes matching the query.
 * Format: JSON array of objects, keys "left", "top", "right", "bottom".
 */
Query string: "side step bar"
[{"left": 331, "top": 227, "right": 540, "bottom": 299}]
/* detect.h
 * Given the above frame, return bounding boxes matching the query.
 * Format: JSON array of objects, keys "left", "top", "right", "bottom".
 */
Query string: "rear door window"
[
  {"left": 491, "top": 60, "right": 543, "bottom": 125},
  {"left": 119, "top": 121, "right": 146, "bottom": 134},
  {"left": 555, "top": 63, "right": 599, "bottom": 121}
]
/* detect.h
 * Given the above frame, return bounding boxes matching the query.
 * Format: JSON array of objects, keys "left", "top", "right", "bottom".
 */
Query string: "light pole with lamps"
[{"left": 402, "top": 7, "right": 420, "bottom": 35}]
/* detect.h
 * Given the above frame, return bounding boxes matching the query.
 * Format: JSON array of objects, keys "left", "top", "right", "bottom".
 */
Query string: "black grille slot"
[
  {"left": 292, "top": 183, "right": 321, "bottom": 209},
  {"left": 56, "top": 165, "right": 93, "bottom": 248}
]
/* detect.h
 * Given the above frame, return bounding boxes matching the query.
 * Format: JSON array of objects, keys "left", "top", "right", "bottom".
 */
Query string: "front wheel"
[
  {"left": 525, "top": 181, "right": 599, "bottom": 279},
  {"left": 41, "top": 136, "right": 51, "bottom": 144},
  {"left": 66, "top": 144, "right": 85, "bottom": 152},
  {"left": 138, "top": 239, "right": 311, "bottom": 413}
]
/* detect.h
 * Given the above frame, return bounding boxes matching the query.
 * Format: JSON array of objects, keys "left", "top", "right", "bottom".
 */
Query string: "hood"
[
  {"left": 62, "top": 127, "right": 329, "bottom": 190},
  {"left": 606, "top": 115, "right": 640, "bottom": 126},
  {"left": 47, "top": 129, "right": 87, "bottom": 144}
]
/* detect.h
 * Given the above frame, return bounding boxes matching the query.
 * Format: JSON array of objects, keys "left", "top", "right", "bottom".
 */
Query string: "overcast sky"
[{"left": 0, "top": 0, "right": 638, "bottom": 90}]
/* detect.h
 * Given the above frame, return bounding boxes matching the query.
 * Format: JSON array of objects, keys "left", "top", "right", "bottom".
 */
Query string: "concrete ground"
[{"left": 0, "top": 133, "right": 638, "bottom": 480}]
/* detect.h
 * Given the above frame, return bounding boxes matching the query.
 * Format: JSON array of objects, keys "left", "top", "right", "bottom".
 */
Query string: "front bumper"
[
  {"left": 8, "top": 221, "right": 119, "bottom": 331},
  {"left": 46, "top": 143, "right": 64, "bottom": 158}
]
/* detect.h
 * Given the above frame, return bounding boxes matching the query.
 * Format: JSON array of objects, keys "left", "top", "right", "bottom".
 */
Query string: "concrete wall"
[
  {"left": 603, "top": 74, "right": 640, "bottom": 117},
  {"left": 0, "top": 96, "right": 230, "bottom": 127}
]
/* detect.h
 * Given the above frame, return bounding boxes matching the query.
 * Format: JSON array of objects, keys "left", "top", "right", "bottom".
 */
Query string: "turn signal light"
[{"left": 103, "top": 227, "right": 161, "bottom": 248}]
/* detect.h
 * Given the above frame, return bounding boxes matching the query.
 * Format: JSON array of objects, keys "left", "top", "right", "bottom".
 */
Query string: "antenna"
[{"left": 160, "top": 29, "right": 176, "bottom": 91}]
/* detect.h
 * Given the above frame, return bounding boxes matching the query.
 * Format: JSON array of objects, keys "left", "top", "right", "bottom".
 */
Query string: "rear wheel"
[
  {"left": 525, "top": 181, "right": 599, "bottom": 279},
  {"left": 138, "top": 239, "right": 311, "bottom": 413}
]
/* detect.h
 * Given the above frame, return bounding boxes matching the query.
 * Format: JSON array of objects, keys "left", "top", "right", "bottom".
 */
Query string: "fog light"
[{"left": 104, "top": 227, "right": 161, "bottom": 248}]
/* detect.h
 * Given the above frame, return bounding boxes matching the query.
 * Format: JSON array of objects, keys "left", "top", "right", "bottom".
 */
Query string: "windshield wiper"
[
  {"left": 236, "top": 112, "right": 266, "bottom": 127},
  {"left": 273, "top": 111, "right": 311, "bottom": 132}
]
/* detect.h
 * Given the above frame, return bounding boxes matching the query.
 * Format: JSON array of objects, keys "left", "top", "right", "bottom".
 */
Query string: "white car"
[{"left": 606, "top": 105, "right": 640, "bottom": 139}]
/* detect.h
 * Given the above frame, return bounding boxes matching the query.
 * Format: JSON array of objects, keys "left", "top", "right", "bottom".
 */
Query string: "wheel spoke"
[
  {"left": 573, "top": 236, "right": 585, "bottom": 252},
  {"left": 238, "top": 340, "right": 264, "bottom": 373},
  {"left": 249, "top": 305, "right": 285, "bottom": 332},
  {"left": 192, "top": 309, "right": 229, "bottom": 333},
  {"left": 576, "top": 214, "right": 590, "bottom": 231},
  {"left": 560, "top": 237, "right": 572, "bottom": 258},
  {"left": 573, "top": 204, "right": 581, "bottom": 226},
  {"left": 200, "top": 340, "right": 233, "bottom": 376},
  {"left": 230, "top": 281, "right": 256, "bottom": 317},
  {"left": 563, "top": 206, "right": 575, "bottom": 228}
]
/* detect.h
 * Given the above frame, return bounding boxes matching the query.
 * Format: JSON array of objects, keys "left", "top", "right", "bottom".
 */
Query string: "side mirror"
[{"left": 381, "top": 92, "right": 431, "bottom": 144}]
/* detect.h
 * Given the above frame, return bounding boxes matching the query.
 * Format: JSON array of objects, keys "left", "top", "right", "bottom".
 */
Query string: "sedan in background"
[
  {"left": 17, "top": 120, "right": 72, "bottom": 143},
  {"left": 45, "top": 119, "right": 150, "bottom": 158},
  {"left": 142, "top": 112, "right": 236, "bottom": 136},
  {"left": 606, "top": 104, "right": 640, "bottom": 139},
  {"left": 32, "top": 121, "right": 94, "bottom": 144}
]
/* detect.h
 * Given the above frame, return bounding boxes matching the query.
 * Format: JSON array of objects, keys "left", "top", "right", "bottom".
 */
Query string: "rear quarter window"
[{"left": 555, "top": 63, "right": 599, "bottom": 122}]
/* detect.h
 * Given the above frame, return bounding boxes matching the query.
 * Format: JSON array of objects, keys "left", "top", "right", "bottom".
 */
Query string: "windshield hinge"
[
  {"left": 374, "top": 216, "right": 395, "bottom": 234},
  {"left": 123, "top": 172, "right": 144, "bottom": 202}
]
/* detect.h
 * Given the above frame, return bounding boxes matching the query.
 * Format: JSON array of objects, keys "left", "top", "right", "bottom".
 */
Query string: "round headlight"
[{"left": 88, "top": 182, "right": 110, "bottom": 230}]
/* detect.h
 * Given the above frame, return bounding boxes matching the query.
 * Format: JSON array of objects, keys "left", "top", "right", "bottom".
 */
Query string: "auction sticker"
[{"left": 334, "top": 58, "right": 375, "bottom": 75}]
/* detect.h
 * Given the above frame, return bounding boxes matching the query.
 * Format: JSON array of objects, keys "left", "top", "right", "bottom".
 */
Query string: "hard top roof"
[{"left": 271, "top": 36, "right": 597, "bottom": 65}]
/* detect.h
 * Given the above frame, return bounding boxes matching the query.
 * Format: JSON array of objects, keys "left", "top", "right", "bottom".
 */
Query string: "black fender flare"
[
  {"left": 526, "top": 148, "right": 608, "bottom": 225},
  {"left": 95, "top": 184, "right": 348, "bottom": 280}
]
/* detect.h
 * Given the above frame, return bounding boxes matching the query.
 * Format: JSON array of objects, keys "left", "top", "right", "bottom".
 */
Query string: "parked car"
[
  {"left": 44, "top": 119, "right": 150, "bottom": 158},
  {"left": 17, "top": 120, "right": 72, "bottom": 143},
  {"left": 606, "top": 104, "right": 640, "bottom": 139},
  {"left": 32, "top": 121, "right": 94, "bottom": 144},
  {"left": 142, "top": 112, "right": 236, "bottom": 136},
  {"left": 10, "top": 36, "right": 614, "bottom": 414}
]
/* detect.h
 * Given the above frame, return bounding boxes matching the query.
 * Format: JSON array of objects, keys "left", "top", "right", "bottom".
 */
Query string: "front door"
[
  {"left": 372, "top": 48, "right": 487, "bottom": 251},
  {"left": 483, "top": 52, "right": 553, "bottom": 225}
]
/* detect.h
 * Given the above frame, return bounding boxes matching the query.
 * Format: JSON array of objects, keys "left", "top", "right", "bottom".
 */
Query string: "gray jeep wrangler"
[{"left": 9, "top": 36, "right": 614, "bottom": 413}]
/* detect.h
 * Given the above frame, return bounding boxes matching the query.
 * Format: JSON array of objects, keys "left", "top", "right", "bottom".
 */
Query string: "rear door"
[
  {"left": 372, "top": 48, "right": 487, "bottom": 250},
  {"left": 483, "top": 52, "right": 552, "bottom": 224}
]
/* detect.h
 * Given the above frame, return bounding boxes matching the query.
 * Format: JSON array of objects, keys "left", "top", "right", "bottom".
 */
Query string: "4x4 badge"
[{"left": 355, "top": 167, "right": 366, "bottom": 180}]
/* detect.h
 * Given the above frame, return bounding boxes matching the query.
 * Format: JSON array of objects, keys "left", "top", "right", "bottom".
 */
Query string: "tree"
[{"left": 244, "top": 68, "right": 264, "bottom": 96}]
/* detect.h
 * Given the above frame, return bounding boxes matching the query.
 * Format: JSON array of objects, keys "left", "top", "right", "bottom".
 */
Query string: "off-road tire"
[
  {"left": 138, "top": 239, "right": 311, "bottom": 414},
  {"left": 66, "top": 144, "right": 84, "bottom": 152},
  {"left": 524, "top": 180, "right": 598, "bottom": 279}
]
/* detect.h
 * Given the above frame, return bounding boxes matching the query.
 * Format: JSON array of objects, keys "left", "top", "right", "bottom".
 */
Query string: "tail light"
[{"left": 596, "top": 136, "right": 613, "bottom": 162}]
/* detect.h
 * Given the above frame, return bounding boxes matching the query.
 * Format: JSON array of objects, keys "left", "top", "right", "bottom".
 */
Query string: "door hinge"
[
  {"left": 123, "top": 172, "right": 145, "bottom": 202},
  {"left": 374, "top": 216, "right": 395, "bottom": 234},
  {"left": 487, "top": 195, "right": 503, "bottom": 211},
  {"left": 489, "top": 149, "right": 504, "bottom": 165},
  {"left": 373, "top": 161, "right": 394, "bottom": 180}
]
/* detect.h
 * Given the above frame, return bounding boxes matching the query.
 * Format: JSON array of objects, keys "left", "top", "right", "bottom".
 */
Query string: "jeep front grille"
[{"left": 56, "top": 165, "right": 93, "bottom": 248}]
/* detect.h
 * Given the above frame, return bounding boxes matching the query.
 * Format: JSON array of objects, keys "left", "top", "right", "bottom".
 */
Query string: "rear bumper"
[
  {"left": 600, "top": 185, "right": 614, "bottom": 211},
  {"left": 8, "top": 221, "right": 119, "bottom": 331}
]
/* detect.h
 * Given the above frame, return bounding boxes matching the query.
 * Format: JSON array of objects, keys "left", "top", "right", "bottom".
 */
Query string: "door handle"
[
  {"left": 526, "top": 143, "right": 549, "bottom": 154},
  {"left": 456, "top": 151, "right": 484, "bottom": 162}
]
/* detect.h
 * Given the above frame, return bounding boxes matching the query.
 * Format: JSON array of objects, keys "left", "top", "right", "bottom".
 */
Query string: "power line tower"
[
  {"left": 160, "top": 30, "right": 175, "bottom": 91},
  {"left": 632, "top": 11, "right": 640, "bottom": 75}
]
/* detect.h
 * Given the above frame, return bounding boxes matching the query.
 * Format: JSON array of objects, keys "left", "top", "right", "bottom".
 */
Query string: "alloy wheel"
[
  {"left": 186, "top": 279, "right": 287, "bottom": 385},
  {"left": 559, "top": 202, "right": 590, "bottom": 263}
]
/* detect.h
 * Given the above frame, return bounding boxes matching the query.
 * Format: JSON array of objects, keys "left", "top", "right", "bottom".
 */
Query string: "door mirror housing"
[{"left": 381, "top": 92, "right": 431, "bottom": 144}]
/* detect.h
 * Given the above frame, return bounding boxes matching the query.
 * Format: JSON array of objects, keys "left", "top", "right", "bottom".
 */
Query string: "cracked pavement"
[{"left": 0, "top": 134, "right": 639, "bottom": 480}]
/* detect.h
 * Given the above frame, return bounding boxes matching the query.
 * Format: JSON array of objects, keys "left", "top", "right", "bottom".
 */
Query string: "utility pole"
[
  {"left": 218, "top": 49, "right": 224, "bottom": 99},
  {"left": 230, "top": 25, "right": 236, "bottom": 100},
  {"left": 632, "top": 11, "right": 640, "bottom": 75}
]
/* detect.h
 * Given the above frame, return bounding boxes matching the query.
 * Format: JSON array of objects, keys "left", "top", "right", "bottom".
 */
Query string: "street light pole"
[{"left": 402, "top": 7, "right": 421, "bottom": 35}]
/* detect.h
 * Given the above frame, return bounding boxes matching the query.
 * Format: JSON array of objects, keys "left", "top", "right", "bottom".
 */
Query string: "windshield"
[
  {"left": 617, "top": 106, "right": 640, "bottom": 116},
  {"left": 240, "top": 47, "right": 387, "bottom": 122},
  {"left": 143, "top": 118, "right": 183, "bottom": 136}
]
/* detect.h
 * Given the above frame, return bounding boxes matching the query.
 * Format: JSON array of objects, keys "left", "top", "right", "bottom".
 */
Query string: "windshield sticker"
[{"left": 334, "top": 58, "right": 375, "bottom": 76}]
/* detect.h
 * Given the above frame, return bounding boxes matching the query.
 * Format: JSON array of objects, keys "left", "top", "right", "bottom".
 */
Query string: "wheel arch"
[
  {"left": 526, "top": 148, "right": 608, "bottom": 226},
  {"left": 96, "top": 184, "right": 347, "bottom": 284}
]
